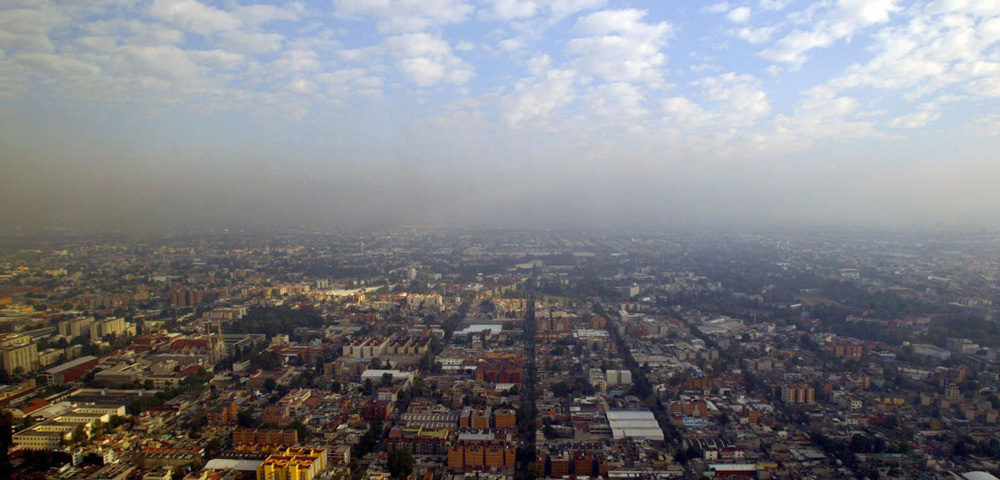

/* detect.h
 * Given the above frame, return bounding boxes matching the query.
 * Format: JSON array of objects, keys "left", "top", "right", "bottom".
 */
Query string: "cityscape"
[
  {"left": 3, "top": 0, "right": 1000, "bottom": 479},
  {"left": 1, "top": 228, "right": 1000, "bottom": 480}
]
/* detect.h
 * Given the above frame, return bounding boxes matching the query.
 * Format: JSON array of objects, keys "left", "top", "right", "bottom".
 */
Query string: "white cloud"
[
  {"left": 499, "top": 38, "right": 526, "bottom": 51},
  {"left": 0, "top": 0, "right": 465, "bottom": 113},
  {"left": 824, "top": 0, "right": 1000, "bottom": 102},
  {"left": 288, "top": 77, "right": 316, "bottom": 94},
  {"left": 759, "top": 0, "right": 792, "bottom": 10},
  {"left": 888, "top": 110, "right": 940, "bottom": 128},
  {"left": 727, "top": 7, "right": 751, "bottom": 23},
  {"left": 73, "top": 35, "right": 119, "bottom": 52},
  {"left": 149, "top": 0, "right": 240, "bottom": 36},
  {"left": 334, "top": 0, "right": 473, "bottom": 33},
  {"left": 0, "top": 1, "right": 307, "bottom": 108},
  {"left": 382, "top": 33, "right": 473, "bottom": 86},
  {"left": 926, "top": 0, "right": 1000, "bottom": 17},
  {"left": 113, "top": 44, "right": 205, "bottom": 80},
  {"left": 219, "top": 30, "right": 284, "bottom": 55},
  {"left": 696, "top": 72, "right": 771, "bottom": 125},
  {"left": 397, "top": 57, "right": 446, "bottom": 86},
  {"left": 1, "top": 0, "right": 996, "bottom": 159},
  {"left": 761, "top": 0, "right": 899, "bottom": 66},
  {"left": 588, "top": 82, "right": 646, "bottom": 118},
  {"left": 234, "top": 3, "right": 304, "bottom": 26},
  {"left": 189, "top": 50, "right": 245, "bottom": 71},
  {"left": 567, "top": 9, "right": 671, "bottom": 84},
  {"left": 796, "top": 86, "right": 859, "bottom": 119},
  {"left": 761, "top": 85, "right": 879, "bottom": 150},
  {"left": 504, "top": 57, "right": 576, "bottom": 124},
  {"left": 480, "top": 0, "right": 538, "bottom": 21},
  {"left": 736, "top": 25, "right": 775, "bottom": 43},
  {"left": 690, "top": 63, "right": 722, "bottom": 73},
  {"left": 656, "top": 73, "right": 771, "bottom": 131},
  {"left": 972, "top": 113, "right": 1000, "bottom": 136},
  {"left": 82, "top": 19, "right": 185, "bottom": 47},
  {"left": 149, "top": 0, "right": 288, "bottom": 54},
  {"left": 663, "top": 96, "right": 711, "bottom": 124},
  {"left": 15, "top": 53, "right": 102, "bottom": 78},
  {"left": 538, "top": 0, "right": 607, "bottom": 20},
  {"left": 703, "top": 3, "right": 732, "bottom": 14},
  {"left": 964, "top": 75, "right": 1000, "bottom": 96},
  {"left": 315, "top": 68, "right": 383, "bottom": 98},
  {"left": 0, "top": 5, "right": 65, "bottom": 52},
  {"left": 270, "top": 48, "right": 322, "bottom": 73}
]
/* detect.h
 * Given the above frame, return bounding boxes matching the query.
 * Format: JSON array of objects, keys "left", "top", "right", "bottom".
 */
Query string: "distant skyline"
[{"left": 2, "top": 0, "right": 1000, "bottom": 231}]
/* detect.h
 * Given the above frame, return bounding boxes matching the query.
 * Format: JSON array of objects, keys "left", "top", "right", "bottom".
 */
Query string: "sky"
[{"left": 2, "top": 0, "right": 1000, "bottom": 231}]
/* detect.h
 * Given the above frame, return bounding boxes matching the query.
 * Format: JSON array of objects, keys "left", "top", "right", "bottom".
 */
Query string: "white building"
[{"left": 606, "top": 410, "right": 664, "bottom": 442}]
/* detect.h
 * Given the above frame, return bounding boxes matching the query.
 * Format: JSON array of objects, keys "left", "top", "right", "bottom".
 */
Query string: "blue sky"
[{"left": 2, "top": 0, "right": 1000, "bottom": 228}]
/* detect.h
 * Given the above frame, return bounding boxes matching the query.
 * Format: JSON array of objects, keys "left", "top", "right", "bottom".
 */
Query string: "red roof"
[{"left": 22, "top": 398, "right": 50, "bottom": 414}]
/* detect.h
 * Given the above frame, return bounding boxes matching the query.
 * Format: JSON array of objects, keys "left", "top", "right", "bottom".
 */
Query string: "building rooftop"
[
  {"left": 204, "top": 459, "right": 263, "bottom": 471},
  {"left": 606, "top": 410, "right": 664, "bottom": 442}
]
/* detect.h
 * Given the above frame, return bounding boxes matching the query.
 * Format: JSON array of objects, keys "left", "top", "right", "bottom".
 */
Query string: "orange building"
[
  {"left": 171, "top": 287, "right": 203, "bottom": 307},
  {"left": 781, "top": 384, "right": 816, "bottom": 404},
  {"left": 447, "top": 433, "right": 516, "bottom": 472},
  {"left": 464, "top": 444, "right": 483, "bottom": 468},
  {"left": 233, "top": 428, "right": 298, "bottom": 447},
  {"left": 475, "top": 353, "right": 523, "bottom": 384},
  {"left": 263, "top": 404, "right": 291, "bottom": 425},
  {"left": 549, "top": 455, "right": 570, "bottom": 477},
  {"left": 472, "top": 408, "right": 490, "bottom": 429},
  {"left": 206, "top": 400, "right": 238, "bottom": 425},
  {"left": 448, "top": 446, "right": 464, "bottom": 468},
  {"left": 493, "top": 408, "right": 515, "bottom": 429},
  {"left": 827, "top": 342, "right": 864, "bottom": 358}
]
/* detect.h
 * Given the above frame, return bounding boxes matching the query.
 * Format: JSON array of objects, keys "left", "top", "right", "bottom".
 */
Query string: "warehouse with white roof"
[{"left": 606, "top": 409, "right": 664, "bottom": 441}]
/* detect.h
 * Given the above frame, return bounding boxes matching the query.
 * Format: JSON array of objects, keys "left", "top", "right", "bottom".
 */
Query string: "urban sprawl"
[{"left": 1, "top": 228, "right": 999, "bottom": 480}]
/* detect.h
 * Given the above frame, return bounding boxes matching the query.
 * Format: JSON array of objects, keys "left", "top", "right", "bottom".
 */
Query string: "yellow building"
[
  {"left": 256, "top": 447, "right": 328, "bottom": 480},
  {"left": 91, "top": 317, "right": 129, "bottom": 340}
]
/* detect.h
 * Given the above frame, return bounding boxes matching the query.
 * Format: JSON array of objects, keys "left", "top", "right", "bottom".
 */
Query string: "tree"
[
  {"left": 0, "top": 410, "right": 13, "bottom": 477},
  {"left": 382, "top": 372, "right": 394, "bottom": 387},
  {"left": 237, "top": 409, "right": 258, "bottom": 428},
  {"left": 72, "top": 424, "right": 87, "bottom": 443},
  {"left": 551, "top": 381, "right": 572, "bottom": 398},
  {"left": 263, "top": 378, "right": 277, "bottom": 393},
  {"left": 187, "top": 412, "right": 207, "bottom": 433},
  {"left": 418, "top": 352, "right": 436, "bottom": 372},
  {"left": 387, "top": 449, "right": 414, "bottom": 479},
  {"left": 289, "top": 420, "right": 309, "bottom": 441},
  {"left": 206, "top": 437, "right": 222, "bottom": 457}
]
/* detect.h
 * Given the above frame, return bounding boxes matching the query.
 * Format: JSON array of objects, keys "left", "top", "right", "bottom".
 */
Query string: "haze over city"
[
  {"left": 2, "top": 0, "right": 1000, "bottom": 229},
  {"left": 9, "top": 3, "right": 1000, "bottom": 479}
]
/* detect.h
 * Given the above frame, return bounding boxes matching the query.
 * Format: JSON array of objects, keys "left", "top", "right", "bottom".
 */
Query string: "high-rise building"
[
  {"left": 946, "top": 383, "right": 962, "bottom": 403},
  {"left": 171, "top": 287, "right": 203, "bottom": 307},
  {"left": 781, "top": 384, "right": 816, "bottom": 404},
  {"left": 90, "top": 317, "right": 129, "bottom": 340},
  {"left": 58, "top": 317, "right": 95, "bottom": 339},
  {"left": 1, "top": 341, "right": 39, "bottom": 375}
]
